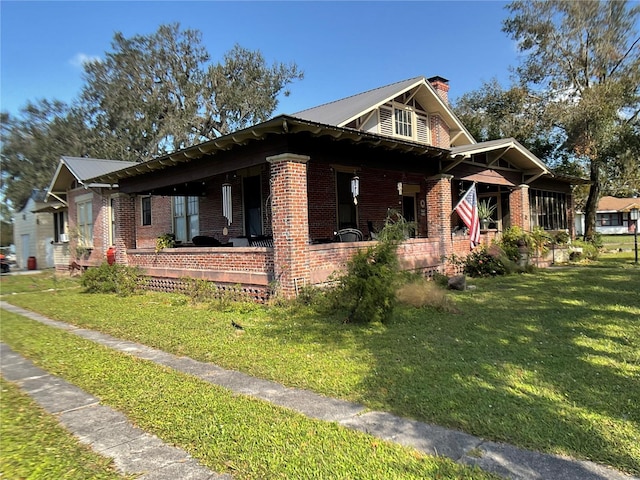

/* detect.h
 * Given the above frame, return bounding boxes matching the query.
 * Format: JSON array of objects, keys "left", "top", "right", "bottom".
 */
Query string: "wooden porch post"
[{"left": 267, "top": 153, "right": 311, "bottom": 299}]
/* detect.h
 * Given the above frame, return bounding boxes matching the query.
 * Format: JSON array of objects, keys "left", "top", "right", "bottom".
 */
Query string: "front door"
[
  {"left": 243, "top": 175, "right": 262, "bottom": 237},
  {"left": 21, "top": 234, "right": 30, "bottom": 269}
]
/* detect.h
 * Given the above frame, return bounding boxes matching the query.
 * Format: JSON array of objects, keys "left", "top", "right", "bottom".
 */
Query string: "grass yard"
[
  {"left": 1, "top": 252, "right": 639, "bottom": 475},
  {"left": 600, "top": 234, "right": 637, "bottom": 251},
  {"left": 0, "top": 378, "right": 129, "bottom": 479},
  {"left": 0, "top": 311, "right": 495, "bottom": 480}
]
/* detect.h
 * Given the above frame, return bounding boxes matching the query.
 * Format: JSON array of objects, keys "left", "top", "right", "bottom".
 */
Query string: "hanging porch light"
[{"left": 222, "top": 182, "right": 232, "bottom": 225}]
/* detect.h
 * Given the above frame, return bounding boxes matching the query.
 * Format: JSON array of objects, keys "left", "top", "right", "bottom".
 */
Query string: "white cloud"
[{"left": 69, "top": 53, "right": 102, "bottom": 68}]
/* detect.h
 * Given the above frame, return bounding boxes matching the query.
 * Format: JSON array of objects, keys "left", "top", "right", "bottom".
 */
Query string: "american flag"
[{"left": 454, "top": 184, "right": 480, "bottom": 250}]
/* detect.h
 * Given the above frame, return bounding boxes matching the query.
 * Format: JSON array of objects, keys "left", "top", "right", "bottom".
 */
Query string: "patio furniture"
[{"left": 335, "top": 228, "right": 363, "bottom": 242}]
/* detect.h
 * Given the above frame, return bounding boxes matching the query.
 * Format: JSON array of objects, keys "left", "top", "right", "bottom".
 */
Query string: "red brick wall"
[
  {"left": 112, "top": 193, "right": 136, "bottom": 265},
  {"left": 430, "top": 115, "right": 450, "bottom": 148},
  {"left": 134, "top": 195, "right": 172, "bottom": 249},
  {"left": 268, "top": 154, "right": 310, "bottom": 298},
  {"left": 307, "top": 164, "right": 429, "bottom": 239},
  {"left": 509, "top": 185, "right": 531, "bottom": 232},
  {"left": 67, "top": 187, "right": 110, "bottom": 266},
  {"left": 309, "top": 238, "right": 448, "bottom": 285},
  {"left": 307, "top": 162, "right": 337, "bottom": 240}
]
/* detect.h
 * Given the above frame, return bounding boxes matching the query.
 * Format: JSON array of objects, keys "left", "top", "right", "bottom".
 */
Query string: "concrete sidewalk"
[{"left": 1, "top": 301, "right": 637, "bottom": 480}]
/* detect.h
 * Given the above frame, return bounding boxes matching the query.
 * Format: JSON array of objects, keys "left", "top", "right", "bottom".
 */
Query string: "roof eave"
[{"left": 89, "top": 115, "right": 450, "bottom": 185}]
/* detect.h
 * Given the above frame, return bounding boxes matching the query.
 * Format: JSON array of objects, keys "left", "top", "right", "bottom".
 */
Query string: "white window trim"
[
  {"left": 378, "top": 102, "right": 431, "bottom": 144},
  {"left": 76, "top": 198, "right": 94, "bottom": 247},
  {"left": 393, "top": 103, "right": 414, "bottom": 139}
]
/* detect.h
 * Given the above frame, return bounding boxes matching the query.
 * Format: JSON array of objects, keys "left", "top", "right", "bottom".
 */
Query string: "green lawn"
[
  {"left": 0, "top": 378, "right": 129, "bottom": 479},
  {"left": 1, "top": 253, "right": 638, "bottom": 475},
  {"left": 1, "top": 311, "right": 495, "bottom": 480},
  {"left": 600, "top": 233, "right": 637, "bottom": 251}
]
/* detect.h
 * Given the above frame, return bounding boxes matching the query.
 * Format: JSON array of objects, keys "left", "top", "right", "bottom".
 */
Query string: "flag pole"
[{"left": 451, "top": 182, "right": 476, "bottom": 215}]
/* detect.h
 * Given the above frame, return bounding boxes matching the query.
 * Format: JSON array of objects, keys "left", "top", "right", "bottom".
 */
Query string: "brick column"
[
  {"left": 112, "top": 193, "right": 136, "bottom": 264},
  {"left": 509, "top": 184, "right": 531, "bottom": 232},
  {"left": 425, "top": 174, "right": 453, "bottom": 259},
  {"left": 267, "top": 153, "right": 310, "bottom": 299}
]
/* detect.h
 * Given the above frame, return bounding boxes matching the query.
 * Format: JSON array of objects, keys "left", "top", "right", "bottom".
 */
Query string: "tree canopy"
[
  {"left": 1, "top": 23, "right": 303, "bottom": 208},
  {"left": 456, "top": 1, "right": 639, "bottom": 232},
  {"left": 1, "top": 100, "right": 91, "bottom": 210},
  {"left": 503, "top": 0, "right": 640, "bottom": 238},
  {"left": 80, "top": 24, "right": 302, "bottom": 161}
]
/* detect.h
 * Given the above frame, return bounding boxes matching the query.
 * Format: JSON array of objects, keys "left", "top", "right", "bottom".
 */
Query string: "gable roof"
[
  {"left": 47, "top": 156, "right": 138, "bottom": 201},
  {"left": 598, "top": 196, "right": 640, "bottom": 212},
  {"left": 293, "top": 77, "right": 424, "bottom": 126},
  {"left": 291, "top": 76, "right": 475, "bottom": 146},
  {"left": 450, "top": 138, "right": 550, "bottom": 183}
]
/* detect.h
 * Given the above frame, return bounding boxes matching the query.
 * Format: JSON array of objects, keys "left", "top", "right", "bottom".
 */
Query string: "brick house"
[
  {"left": 47, "top": 156, "right": 137, "bottom": 270},
  {"left": 88, "top": 76, "right": 579, "bottom": 299}
]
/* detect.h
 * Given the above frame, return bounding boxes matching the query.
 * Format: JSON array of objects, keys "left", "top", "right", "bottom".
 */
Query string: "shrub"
[
  {"left": 331, "top": 241, "right": 398, "bottom": 323},
  {"left": 182, "top": 277, "right": 218, "bottom": 305},
  {"left": 553, "top": 230, "right": 570, "bottom": 245},
  {"left": 329, "top": 210, "right": 412, "bottom": 323},
  {"left": 571, "top": 240, "right": 600, "bottom": 261},
  {"left": 451, "top": 247, "right": 508, "bottom": 278},
  {"left": 530, "top": 226, "right": 553, "bottom": 255},
  {"left": 80, "top": 262, "right": 145, "bottom": 296},
  {"left": 499, "top": 226, "right": 532, "bottom": 263}
]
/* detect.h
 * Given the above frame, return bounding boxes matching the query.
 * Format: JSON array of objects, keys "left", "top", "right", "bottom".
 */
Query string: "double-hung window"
[
  {"left": 173, "top": 196, "right": 199, "bottom": 243},
  {"left": 394, "top": 106, "right": 413, "bottom": 138},
  {"left": 141, "top": 196, "right": 152, "bottom": 226},
  {"left": 76, "top": 198, "right": 94, "bottom": 247}
]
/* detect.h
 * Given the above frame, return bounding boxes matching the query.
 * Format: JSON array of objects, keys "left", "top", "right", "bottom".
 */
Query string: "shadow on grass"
[{"left": 268, "top": 260, "right": 640, "bottom": 474}]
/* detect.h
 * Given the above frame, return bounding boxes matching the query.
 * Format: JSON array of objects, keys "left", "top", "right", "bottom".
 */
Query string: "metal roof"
[
  {"left": 62, "top": 156, "right": 138, "bottom": 181},
  {"left": 292, "top": 77, "right": 426, "bottom": 126},
  {"left": 291, "top": 76, "right": 475, "bottom": 147},
  {"left": 47, "top": 156, "right": 138, "bottom": 199}
]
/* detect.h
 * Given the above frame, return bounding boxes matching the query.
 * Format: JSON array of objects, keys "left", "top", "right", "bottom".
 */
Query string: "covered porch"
[{"left": 93, "top": 117, "right": 558, "bottom": 299}]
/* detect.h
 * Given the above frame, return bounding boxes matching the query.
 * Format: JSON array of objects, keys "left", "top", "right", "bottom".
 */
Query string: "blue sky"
[{"left": 1, "top": 1, "right": 516, "bottom": 118}]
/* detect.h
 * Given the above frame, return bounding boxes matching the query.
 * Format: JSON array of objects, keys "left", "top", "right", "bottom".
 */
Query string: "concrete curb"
[{"left": 2, "top": 301, "right": 637, "bottom": 480}]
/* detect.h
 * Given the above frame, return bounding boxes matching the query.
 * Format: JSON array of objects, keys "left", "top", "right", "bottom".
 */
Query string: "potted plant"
[
  {"left": 155, "top": 233, "right": 176, "bottom": 253},
  {"left": 477, "top": 200, "right": 497, "bottom": 230}
]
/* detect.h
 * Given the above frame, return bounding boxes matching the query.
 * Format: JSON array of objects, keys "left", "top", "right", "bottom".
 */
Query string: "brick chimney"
[{"left": 428, "top": 76, "right": 450, "bottom": 105}]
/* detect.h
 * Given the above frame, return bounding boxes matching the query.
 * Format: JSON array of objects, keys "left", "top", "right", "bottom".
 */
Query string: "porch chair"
[{"left": 335, "top": 228, "right": 363, "bottom": 242}]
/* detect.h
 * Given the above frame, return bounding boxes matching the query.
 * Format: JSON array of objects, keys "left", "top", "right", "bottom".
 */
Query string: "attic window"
[{"left": 394, "top": 107, "right": 412, "bottom": 138}]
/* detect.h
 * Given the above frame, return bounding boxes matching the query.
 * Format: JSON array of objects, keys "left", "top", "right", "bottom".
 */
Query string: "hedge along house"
[
  {"left": 46, "top": 156, "right": 138, "bottom": 270},
  {"left": 89, "top": 76, "right": 579, "bottom": 299}
]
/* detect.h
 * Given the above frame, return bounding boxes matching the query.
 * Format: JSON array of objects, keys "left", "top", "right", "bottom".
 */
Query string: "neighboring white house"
[
  {"left": 12, "top": 189, "right": 60, "bottom": 269},
  {"left": 575, "top": 196, "right": 640, "bottom": 235}
]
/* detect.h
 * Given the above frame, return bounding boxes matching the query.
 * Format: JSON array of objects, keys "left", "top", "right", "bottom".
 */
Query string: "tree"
[
  {"left": 503, "top": 0, "right": 640, "bottom": 240},
  {"left": 0, "top": 100, "right": 91, "bottom": 209},
  {"left": 80, "top": 23, "right": 303, "bottom": 161},
  {"left": 454, "top": 79, "right": 558, "bottom": 160},
  {"left": 1, "top": 23, "right": 304, "bottom": 210}
]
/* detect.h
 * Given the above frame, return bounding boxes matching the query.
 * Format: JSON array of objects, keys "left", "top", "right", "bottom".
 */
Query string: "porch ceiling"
[{"left": 461, "top": 169, "right": 515, "bottom": 186}]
